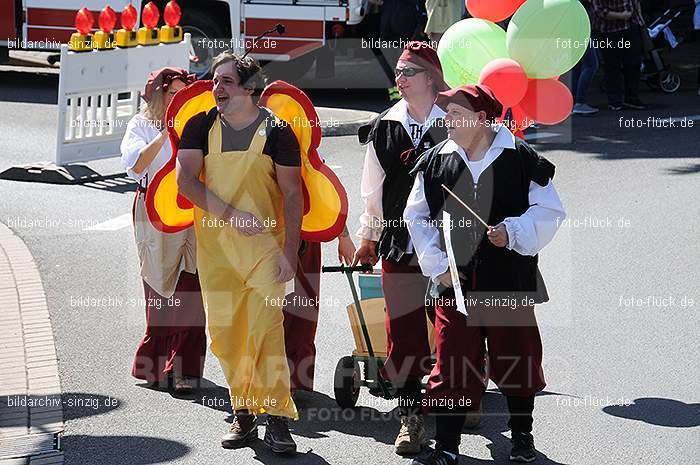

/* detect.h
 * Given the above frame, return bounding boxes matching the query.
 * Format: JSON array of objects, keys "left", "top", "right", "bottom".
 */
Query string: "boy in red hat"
[{"left": 404, "top": 84, "right": 566, "bottom": 464}]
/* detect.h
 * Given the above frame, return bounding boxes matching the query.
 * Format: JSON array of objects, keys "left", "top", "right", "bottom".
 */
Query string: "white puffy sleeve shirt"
[
  {"left": 404, "top": 128, "right": 566, "bottom": 283},
  {"left": 120, "top": 114, "right": 171, "bottom": 185},
  {"left": 355, "top": 100, "right": 446, "bottom": 249}
]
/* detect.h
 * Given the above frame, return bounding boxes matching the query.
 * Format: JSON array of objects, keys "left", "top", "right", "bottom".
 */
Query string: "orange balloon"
[
  {"left": 466, "top": 0, "right": 526, "bottom": 23},
  {"left": 518, "top": 78, "right": 573, "bottom": 125}
]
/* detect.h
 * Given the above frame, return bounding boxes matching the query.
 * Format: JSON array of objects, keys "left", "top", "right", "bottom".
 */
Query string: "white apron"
[{"left": 132, "top": 187, "right": 197, "bottom": 298}]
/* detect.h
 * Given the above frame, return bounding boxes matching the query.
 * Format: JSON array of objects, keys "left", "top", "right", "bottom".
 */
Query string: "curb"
[
  {"left": 0, "top": 222, "right": 63, "bottom": 464},
  {"left": 318, "top": 108, "right": 378, "bottom": 138}
]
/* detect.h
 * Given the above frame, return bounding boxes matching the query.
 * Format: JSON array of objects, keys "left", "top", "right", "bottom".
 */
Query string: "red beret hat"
[
  {"left": 398, "top": 41, "right": 449, "bottom": 92},
  {"left": 143, "top": 67, "right": 196, "bottom": 103},
  {"left": 435, "top": 84, "right": 503, "bottom": 120}
]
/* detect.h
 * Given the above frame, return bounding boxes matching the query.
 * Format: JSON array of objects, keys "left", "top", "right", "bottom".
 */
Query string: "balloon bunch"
[{"left": 438, "top": 0, "right": 591, "bottom": 132}]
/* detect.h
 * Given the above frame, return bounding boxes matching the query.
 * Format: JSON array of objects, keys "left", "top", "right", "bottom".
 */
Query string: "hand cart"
[{"left": 321, "top": 263, "right": 436, "bottom": 408}]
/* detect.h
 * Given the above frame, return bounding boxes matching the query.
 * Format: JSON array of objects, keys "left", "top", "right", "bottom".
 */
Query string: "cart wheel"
[
  {"left": 659, "top": 71, "right": 681, "bottom": 93},
  {"left": 334, "top": 356, "right": 360, "bottom": 408}
]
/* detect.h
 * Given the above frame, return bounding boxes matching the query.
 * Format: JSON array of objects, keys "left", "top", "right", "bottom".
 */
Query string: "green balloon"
[
  {"left": 437, "top": 18, "right": 509, "bottom": 87},
  {"left": 507, "top": 0, "right": 591, "bottom": 79}
]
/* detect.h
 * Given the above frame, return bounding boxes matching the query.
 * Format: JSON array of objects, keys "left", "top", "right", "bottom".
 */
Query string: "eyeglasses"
[{"left": 394, "top": 67, "right": 427, "bottom": 78}]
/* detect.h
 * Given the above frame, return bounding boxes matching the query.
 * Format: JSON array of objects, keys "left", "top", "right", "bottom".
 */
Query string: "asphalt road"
[{"left": 0, "top": 69, "right": 698, "bottom": 465}]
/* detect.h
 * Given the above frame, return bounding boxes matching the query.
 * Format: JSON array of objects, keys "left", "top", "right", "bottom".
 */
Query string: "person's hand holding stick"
[{"left": 440, "top": 184, "right": 508, "bottom": 248}]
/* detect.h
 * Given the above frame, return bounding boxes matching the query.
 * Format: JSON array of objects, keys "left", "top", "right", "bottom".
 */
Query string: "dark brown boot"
[{"left": 221, "top": 413, "right": 257, "bottom": 449}]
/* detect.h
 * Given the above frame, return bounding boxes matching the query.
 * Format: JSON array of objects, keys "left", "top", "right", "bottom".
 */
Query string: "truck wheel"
[
  {"left": 182, "top": 9, "right": 227, "bottom": 78},
  {"left": 334, "top": 356, "right": 360, "bottom": 408}
]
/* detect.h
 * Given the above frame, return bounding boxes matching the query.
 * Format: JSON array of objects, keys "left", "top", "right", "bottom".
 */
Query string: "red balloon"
[
  {"left": 466, "top": 0, "right": 526, "bottom": 23},
  {"left": 518, "top": 78, "right": 573, "bottom": 125},
  {"left": 478, "top": 58, "right": 528, "bottom": 107},
  {"left": 499, "top": 105, "right": 534, "bottom": 133}
]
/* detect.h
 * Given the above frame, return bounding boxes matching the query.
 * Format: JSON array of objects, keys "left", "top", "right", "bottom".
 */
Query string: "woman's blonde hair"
[{"left": 141, "top": 88, "right": 167, "bottom": 126}]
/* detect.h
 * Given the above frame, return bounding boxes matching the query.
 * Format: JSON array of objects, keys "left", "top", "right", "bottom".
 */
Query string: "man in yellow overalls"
[{"left": 176, "top": 51, "right": 302, "bottom": 455}]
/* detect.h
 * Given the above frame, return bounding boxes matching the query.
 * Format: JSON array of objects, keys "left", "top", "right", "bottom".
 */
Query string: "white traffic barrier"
[{"left": 55, "top": 33, "right": 191, "bottom": 165}]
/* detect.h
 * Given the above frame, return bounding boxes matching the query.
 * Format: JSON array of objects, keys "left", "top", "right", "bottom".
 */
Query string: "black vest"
[
  {"left": 358, "top": 109, "right": 448, "bottom": 262},
  {"left": 412, "top": 137, "right": 555, "bottom": 303}
]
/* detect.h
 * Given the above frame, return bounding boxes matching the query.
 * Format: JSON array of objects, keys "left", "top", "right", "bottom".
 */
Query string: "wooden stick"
[{"left": 441, "top": 183, "right": 490, "bottom": 229}]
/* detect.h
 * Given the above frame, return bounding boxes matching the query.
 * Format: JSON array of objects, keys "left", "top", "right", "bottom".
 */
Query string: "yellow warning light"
[
  {"left": 115, "top": 4, "right": 138, "bottom": 48},
  {"left": 159, "top": 1, "right": 183, "bottom": 43},
  {"left": 69, "top": 8, "right": 94, "bottom": 52},
  {"left": 92, "top": 6, "right": 117, "bottom": 50}
]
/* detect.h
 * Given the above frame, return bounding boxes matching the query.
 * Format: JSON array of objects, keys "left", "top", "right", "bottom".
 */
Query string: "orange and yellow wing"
[
  {"left": 260, "top": 80, "right": 347, "bottom": 242},
  {"left": 146, "top": 79, "right": 347, "bottom": 242},
  {"left": 145, "top": 80, "right": 215, "bottom": 233}
]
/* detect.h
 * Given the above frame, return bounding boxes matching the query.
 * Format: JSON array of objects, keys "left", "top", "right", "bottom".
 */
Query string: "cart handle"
[{"left": 321, "top": 263, "right": 373, "bottom": 273}]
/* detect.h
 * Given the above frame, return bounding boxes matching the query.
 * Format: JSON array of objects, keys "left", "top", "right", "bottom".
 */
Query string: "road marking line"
[{"left": 83, "top": 213, "right": 132, "bottom": 231}]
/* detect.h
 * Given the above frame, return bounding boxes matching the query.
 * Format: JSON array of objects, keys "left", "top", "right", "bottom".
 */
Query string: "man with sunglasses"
[{"left": 353, "top": 41, "right": 448, "bottom": 456}]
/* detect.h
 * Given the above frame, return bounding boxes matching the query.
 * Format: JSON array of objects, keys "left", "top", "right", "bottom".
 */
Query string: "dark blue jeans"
[{"left": 571, "top": 42, "right": 600, "bottom": 104}]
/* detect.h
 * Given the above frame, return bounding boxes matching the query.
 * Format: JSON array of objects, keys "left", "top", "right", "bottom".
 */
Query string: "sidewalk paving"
[{"left": 0, "top": 223, "right": 63, "bottom": 464}]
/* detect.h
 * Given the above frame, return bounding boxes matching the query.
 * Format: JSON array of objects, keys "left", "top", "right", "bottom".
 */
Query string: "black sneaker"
[
  {"left": 608, "top": 104, "right": 623, "bottom": 111},
  {"left": 221, "top": 413, "right": 257, "bottom": 449},
  {"left": 510, "top": 432, "right": 536, "bottom": 462},
  {"left": 264, "top": 416, "right": 297, "bottom": 455},
  {"left": 623, "top": 99, "right": 646, "bottom": 110},
  {"left": 411, "top": 448, "right": 458, "bottom": 465}
]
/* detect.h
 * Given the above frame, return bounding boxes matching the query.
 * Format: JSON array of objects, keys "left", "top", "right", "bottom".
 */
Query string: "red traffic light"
[
  {"left": 121, "top": 4, "right": 138, "bottom": 31},
  {"left": 164, "top": 1, "right": 182, "bottom": 27},
  {"left": 142, "top": 2, "right": 160, "bottom": 29},
  {"left": 98, "top": 6, "right": 117, "bottom": 33},
  {"left": 75, "top": 8, "right": 94, "bottom": 35}
]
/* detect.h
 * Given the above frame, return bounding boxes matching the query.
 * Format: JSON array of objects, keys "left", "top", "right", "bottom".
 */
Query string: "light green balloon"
[
  {"left": 437, "top": 18, "right": 509, "bottom": 87},
  {"left": 507, "top": 0, "right": 591, "bottom": 79}
]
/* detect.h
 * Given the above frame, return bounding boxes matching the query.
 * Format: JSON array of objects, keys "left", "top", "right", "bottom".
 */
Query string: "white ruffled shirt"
[
  {"left": 120, "top": 114, "right": 171, "bottom": 186},
  {"left": 403, "top": 125, "right": 566, "bottom": 284}
]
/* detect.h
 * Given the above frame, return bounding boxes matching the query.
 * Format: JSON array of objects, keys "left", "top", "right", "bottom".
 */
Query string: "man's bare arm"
[
  {"left": 176, "top": 148, "right": 233, "bottom": 218},
  {"left": 275, "top": 164, "right": 302, "bottom": 280},
  {"left": 132, "top": 130, "right": 168, "bottom": 175}
]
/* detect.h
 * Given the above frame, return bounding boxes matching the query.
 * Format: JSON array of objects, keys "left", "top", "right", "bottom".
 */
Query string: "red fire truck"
[{"left": 0, "top": 0, "right": 374, "bottom": 78}]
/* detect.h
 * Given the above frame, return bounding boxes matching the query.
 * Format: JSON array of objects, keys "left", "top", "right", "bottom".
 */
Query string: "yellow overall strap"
[
  {"left": 248, "top": 116, "right": 270, "bottom": 156},
  {"left": 209, "top": 112, "right": 270, "bottom": 157},
  {"left": 209, "top": 114, "right": 222, "bottom": 155}
]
